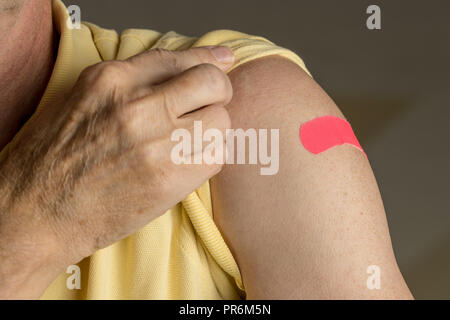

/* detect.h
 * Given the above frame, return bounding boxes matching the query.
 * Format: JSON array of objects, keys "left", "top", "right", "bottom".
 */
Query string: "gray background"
[{"left": 65, "top": 0, "right": 450, "bottom": 299}]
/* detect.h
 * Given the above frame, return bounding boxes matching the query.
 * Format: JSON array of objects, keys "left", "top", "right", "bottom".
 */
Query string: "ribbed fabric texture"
[{"left": 35, "top": 0, "right": 310, "bottom": 300}]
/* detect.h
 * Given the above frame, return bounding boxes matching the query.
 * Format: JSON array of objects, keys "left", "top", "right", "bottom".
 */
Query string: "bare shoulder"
[
  {"left": 227, "top": 55, "right": 342, "bottom": 119},
  {"left": 211, "top": 55, "right": 413, "bottom": 299}
]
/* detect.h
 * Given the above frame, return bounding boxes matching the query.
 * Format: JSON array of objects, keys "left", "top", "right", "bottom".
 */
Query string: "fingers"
[
  {"left": 177, "top": 104, "right": 231, "bottom": 166},
  {"left": 152, "top": 63, "right": 233, "bottom": 118},
  {"left": 165, "top": 105, "right": 231, "bottom": 193},
  {"left": 115, "top": 62, "right": 232, "bottom": 144},
  {"left": 126, "top": 46, "right": 235, "bottom": 88}
]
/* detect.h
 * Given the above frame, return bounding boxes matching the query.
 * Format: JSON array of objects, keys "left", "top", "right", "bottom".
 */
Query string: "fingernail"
[{"left": 210, "top": 46, "right": 235, "bottom": 63}]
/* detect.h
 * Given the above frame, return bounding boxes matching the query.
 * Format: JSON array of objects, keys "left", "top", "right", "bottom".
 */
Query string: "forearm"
[
  {"left": 0, "top": 177, "right": 67, "bottom": 299},
  {"left": 0, "top": 235, "right": 63, "bottom": 299}
]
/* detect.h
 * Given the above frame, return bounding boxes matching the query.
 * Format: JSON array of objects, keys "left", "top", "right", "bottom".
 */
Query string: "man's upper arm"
[{"left": 210, "top": 55, "right": 412, "bottom": 299}]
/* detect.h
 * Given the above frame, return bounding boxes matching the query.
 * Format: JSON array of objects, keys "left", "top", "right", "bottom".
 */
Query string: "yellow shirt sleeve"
[{"left": 193, "top": 29, "right": 311, "bottom": 75}]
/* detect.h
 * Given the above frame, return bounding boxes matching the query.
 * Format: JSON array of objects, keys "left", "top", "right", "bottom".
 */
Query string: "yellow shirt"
[{"left": 36, "top": 0, "right": 309, "bottom": 299}]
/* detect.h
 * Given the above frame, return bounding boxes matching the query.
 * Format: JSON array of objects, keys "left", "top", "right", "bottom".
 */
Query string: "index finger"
[{"left": 125, "top": 46, "right": 235, "bottom": 87}]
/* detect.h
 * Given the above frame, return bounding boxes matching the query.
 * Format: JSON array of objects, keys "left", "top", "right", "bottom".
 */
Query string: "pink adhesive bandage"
[{"left": 299, "top": 115, "right": 366, "bottom": 156}]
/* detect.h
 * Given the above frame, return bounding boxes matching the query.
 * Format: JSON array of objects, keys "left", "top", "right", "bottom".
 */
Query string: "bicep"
[{"left": 210, "top": 55, "right": 412, "bottom": 299}]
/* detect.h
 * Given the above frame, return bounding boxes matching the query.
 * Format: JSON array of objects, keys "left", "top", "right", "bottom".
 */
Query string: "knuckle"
[
  {"left": 84, "top": 61, "right": 128, "bottom": 88},
  {"left": 196, "top": 64, "right": 231, "bottom": 99},
  {"left": 114, "top": 103, "right": 140, "bottom": 140},
  {"left": 149, "top": 48, "right": 182, "bottom": 74},
  {"left": 78, "top": 63, "right": 98, "bottom": 81},
  {"left": 187, "top": 48, "right": 211, "bottom": 67},
  {"left": 205, "top": 105, "right": 232, "bottom": 130},
  {"left": 160, "top": 88, "right": 180, "bottom": 122}
]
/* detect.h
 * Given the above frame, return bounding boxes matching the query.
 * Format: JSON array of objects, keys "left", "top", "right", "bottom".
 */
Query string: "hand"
[{"left": 0, "top": 46, "right": 234, "bottom": 298}]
